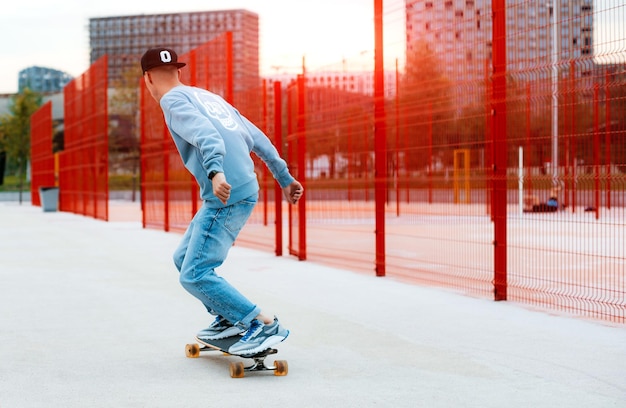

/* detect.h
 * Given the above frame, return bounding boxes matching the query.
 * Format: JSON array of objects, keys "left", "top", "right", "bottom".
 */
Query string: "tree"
[
  {"left": 0, "top": 88, "right": 43, "bottom": 202},
  {"left": 399, "top": 40, "right": 454, "bottom": 172}
]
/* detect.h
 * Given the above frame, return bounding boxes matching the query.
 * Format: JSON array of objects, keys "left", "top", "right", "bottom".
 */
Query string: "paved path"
[{"left": 1, "top": 202, "right": 625, "bottom": 407}]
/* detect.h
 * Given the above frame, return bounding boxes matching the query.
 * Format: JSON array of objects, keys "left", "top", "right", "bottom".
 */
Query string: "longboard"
[{"left": 185, "top": 335, "right": 288, "bottom": 378}]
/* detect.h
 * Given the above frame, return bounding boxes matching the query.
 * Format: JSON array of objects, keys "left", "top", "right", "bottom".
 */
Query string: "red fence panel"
[
  {"left": 30, "top": 101, "right": 54, "bottom": 206},
  {"left": 276, "top": 0, "right": 625, "bottom": 322},
  {"left": 59, "top": 55, "right": 109, "bottom": 220},
  {"left": 134, "top": 1, "right": 625, "bottom": 323},
  {"left": 499, "top": 1, "right": 626, "bottom": 322}
]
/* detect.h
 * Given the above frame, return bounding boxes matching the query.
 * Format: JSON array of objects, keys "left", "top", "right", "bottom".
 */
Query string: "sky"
[
  {"left": 1, "top": 1, "right": 623, "bottom": 95},
  {"left": 0, "top": 0, "right": 405, "bottom": 94}
]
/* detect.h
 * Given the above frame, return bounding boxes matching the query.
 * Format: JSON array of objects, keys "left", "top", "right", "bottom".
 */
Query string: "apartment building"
[{"left": 89, "top": 9, "right": 259, "bottom": 92}]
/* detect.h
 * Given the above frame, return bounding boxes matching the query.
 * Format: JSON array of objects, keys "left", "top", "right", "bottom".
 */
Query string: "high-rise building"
[
  {"left": 305, "top": 71, "right": 397, "bottom": 98},
  {"left": 405, "top": 0, "right": 594, "bottom": 106},
  {"left": 89, "top": 9, "right": 259, "bottom": 91},
  {"left": 266, "top": 71, "right": 397, "bottom": 98},
  {"left": 18, "top": 66, "right": 73, "bottom": 94}
]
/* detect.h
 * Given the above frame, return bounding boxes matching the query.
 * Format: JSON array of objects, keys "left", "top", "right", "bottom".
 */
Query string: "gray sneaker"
[
  {"left": 228, "top": 317, "right": 289, "bottom": 355},
  {"left": 197, "top": 315, "right": 245, "bottom": 340}
]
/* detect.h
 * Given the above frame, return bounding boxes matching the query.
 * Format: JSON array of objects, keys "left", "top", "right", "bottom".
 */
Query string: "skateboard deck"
[{"left": 185, "top": 335, "right": 288, "bottom": 378}]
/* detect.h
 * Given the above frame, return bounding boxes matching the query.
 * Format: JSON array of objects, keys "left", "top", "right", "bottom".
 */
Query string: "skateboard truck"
[{"left": 185, "top": 342, "right": 288, "bottom": 378}]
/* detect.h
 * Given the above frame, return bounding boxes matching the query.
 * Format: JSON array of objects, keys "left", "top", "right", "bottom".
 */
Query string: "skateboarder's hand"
[
  {"left": 211, "top": 172, "right": 231, "bottom": 205},
  {"left": 283, "top": 181, "right": 303, "bottom": 205}
]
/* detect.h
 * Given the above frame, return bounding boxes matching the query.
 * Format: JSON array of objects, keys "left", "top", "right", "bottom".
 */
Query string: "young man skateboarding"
[{"left": 141, "top": 47, "right": 303, "bottom": 355}]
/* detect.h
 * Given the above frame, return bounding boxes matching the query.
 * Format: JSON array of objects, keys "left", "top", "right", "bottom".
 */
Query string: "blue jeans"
[{"left": 173, "top": 194, "right": 260, "bottom": 330}]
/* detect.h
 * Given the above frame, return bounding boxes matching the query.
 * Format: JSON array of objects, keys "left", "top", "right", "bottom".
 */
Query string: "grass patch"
[
  {"left": 0, "top": 174, "right": 139, "bottom": 192},
  {"left": 109, "top": 174, "right": 139, "bottom": 190},
  {"left": 0, "top": 175, "right": 30, "bottom": 192}
]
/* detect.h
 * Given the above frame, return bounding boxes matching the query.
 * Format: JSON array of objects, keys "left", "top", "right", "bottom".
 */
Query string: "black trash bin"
[{"left": 39, "top": 187, "right": 59, "bottom": 212}]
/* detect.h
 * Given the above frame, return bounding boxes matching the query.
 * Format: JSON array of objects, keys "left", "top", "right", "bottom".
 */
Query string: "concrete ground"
[{"left": 1, "top": 201, "right": 625, "bottom": 408}]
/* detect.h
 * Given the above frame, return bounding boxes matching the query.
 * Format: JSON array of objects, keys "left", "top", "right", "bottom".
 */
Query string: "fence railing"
[
  {"left": 134, "top": 0, "right": 625, "bottom": 323},
  {"left": 28, "top": 2, "right": 624, "bottom": 323},
  {"left": 59, "top": 55, "right": 109, "bottom": 220}
]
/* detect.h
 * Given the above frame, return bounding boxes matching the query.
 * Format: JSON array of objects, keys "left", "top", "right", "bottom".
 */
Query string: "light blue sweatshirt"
[{"left": 159, "top": 85, "right": 295, "bottom": 208}]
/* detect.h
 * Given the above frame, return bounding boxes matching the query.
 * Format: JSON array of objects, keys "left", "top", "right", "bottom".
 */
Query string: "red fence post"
[
  {"left": 525, "top": 83, "right": 532, "bottom": 198},
  {"left": 570, "top": 61, "right": 577, "bottom": 212},
  {"left": 262, "top": 79, "right": 269, "bottom": 227},
  {"left": 274, "top": 81, "right": 283, "bottom": 256},
  {"left": 605, "top": 69, "right": 611, "bottom": 210},
  {"left": 190, "top": 49, "right": 199, "bottom": 217},
  {"left": 163, "top": 116, "right": 170, "bottom": 232},
  {"left": 594, "top": 83, "right": 600, "bottom": 220},
  {"left": 225, "top": 31, "right": 234, "bottom": 105},
  {"left": 140, "top": 81, "right": 147, "bottom": 229},
  {"left": 374, "top": 0, "right": 386, "bottom": 277},
  {"left": 296, "top": 74, "right": 307, "bottom": 260},
  {"left": 492, "top": 0, "right": 507, "bottom": 301},
  {"left": 395, "top": 59, "right": 400, "bottom": 217},
  {"left": 485, "top": 58, "right": 493, "bottom": 219},
  {"left": 286, "top": 81, "right": 295, "bottom": 255}
]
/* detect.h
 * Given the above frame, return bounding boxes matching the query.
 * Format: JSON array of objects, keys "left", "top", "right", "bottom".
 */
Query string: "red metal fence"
[
  {"left": 30, "top": 101, "right": 54, "bottom": 206},
  {"left": 488, "top": 1, "right": 625, "bottom": 322},
  {"left": 139, "top": 1, "right": 625, "bottom": 323},
  {"left": 59, "top": 55, "right": 109, "bottom": 220},
  {"left": 279, "top": 0, "right": 625, "bottom": 323}
]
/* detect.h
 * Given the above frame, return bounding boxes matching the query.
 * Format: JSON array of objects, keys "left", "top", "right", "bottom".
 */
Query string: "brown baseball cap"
[{"left": 141, "top": 47, "right": 186, "bottom": 73}]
